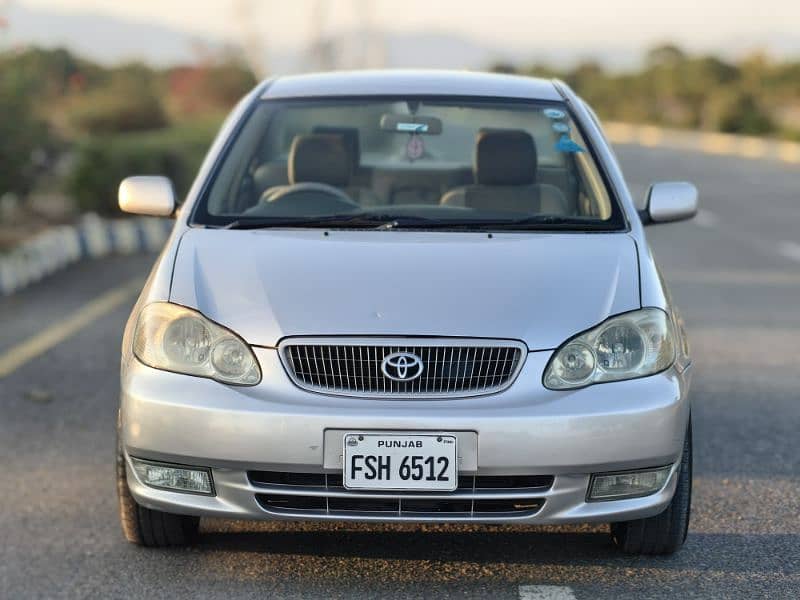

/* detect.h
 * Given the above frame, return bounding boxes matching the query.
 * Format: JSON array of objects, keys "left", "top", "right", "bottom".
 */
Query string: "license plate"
[{"left": 343, "top": 433, "right": 458, "bottom": 491}]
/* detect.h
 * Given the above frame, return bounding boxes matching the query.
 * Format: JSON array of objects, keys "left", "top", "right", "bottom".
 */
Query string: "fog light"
[
  {"left": 588, "top": 466, "right": 671, "bottom": 501},
  {"left": 131, "top": 458, "right": 214, "bottom": 495}
]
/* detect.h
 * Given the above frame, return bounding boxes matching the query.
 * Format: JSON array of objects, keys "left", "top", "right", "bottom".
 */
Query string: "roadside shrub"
[
  {"left": 166, "top": 60, "right": 256, "bottom": 118},
  {"left": 712, "top": 91, "right": 776, "bottom": 135},
  {"left": 0, "top": 78, "right": 52, "bottom": 201},
  {"left": 68, "top": 81, "right": 168, "bottom": 134},
  {"left": 67, "top": 119, "right": 221, "bottom": 215}
]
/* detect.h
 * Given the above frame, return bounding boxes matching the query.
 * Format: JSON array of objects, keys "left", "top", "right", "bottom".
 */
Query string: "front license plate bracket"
[{"left": 343, "top": 433, "right": 458, "bottom": 492}]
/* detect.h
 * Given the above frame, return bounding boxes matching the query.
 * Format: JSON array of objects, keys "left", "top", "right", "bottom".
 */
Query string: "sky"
[{"left": 19, "top": 0, "right": 800, "bottom": 55}]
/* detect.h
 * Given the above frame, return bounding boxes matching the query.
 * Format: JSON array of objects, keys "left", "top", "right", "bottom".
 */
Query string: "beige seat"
[
  {"left": 263, "top": 132, "right": 376, "bottom": 206},
  {"left": 259, "top": 134, "right": 359, "bottom": 215},
  {"left": 312, "top": 126, "right": 372, "bottom": 192},
  {"left": 253, "top": 162, "right": 289, "bottom": 197},
  {"left": 440, "top": 129, "right": 568, "bottom": 215}
]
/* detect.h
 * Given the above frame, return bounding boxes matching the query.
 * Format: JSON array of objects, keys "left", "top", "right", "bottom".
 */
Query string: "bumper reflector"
[
  {"left": 588, "top": 466, "right": 671, "bottom": 501},
  {"left": 131, "top": 457, "right": 214, "bottom": 495}
]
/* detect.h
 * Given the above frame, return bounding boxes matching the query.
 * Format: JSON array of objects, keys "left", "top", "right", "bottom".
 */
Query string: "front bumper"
[{"left": 121, "top": 348, "right": 691, "bottom": 524}]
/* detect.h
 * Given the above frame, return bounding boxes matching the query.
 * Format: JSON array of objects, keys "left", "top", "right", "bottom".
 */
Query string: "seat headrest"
[
  {"left": 474, "top": 129, "right": 538, "bottom": 185},
  {"left": 289, "top": 134, "right": 351, "bottom": 187},
  {"left": 312, "top": 126, "right": 361, "bottom": 169},
  {"left": 253, "top": 162, "right": 288, "bottom": 194}
]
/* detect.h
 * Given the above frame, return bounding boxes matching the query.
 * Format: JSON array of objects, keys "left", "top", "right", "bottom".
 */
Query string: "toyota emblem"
[{"left": 381, "top": 351, "right": 424, "bottom": 382}]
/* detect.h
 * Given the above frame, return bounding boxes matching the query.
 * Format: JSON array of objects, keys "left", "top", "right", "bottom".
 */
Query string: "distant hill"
[
  {"left": 3, "top": 1, "right": 799, "bottom": 72},
  {"left": 0, "top": 1, "right": 644, "bottom": 71},
  {"left": 2, "top": 1, "right": 226, "bottom": 66}
]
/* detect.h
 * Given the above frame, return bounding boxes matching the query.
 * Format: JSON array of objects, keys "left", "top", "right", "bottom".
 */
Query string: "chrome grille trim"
[
  {"left": 278, "top": 337, "right": 527, "bottom": 398},
  {"left": 248, "top": 471, "right": 551, "bottom": 521}
]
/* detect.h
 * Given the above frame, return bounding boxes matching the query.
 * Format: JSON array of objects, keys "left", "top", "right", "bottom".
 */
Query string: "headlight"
[
  {"left": 543, "top": 308, "right": 675, "bottom": 390},
  {"left": 133, "top": 302, "right": 261, "bottom": 385}
]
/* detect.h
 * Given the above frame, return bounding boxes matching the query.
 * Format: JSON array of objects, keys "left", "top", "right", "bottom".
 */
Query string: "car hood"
[{"left": 170, "top": 229, "right": 640, "bottom": 350}]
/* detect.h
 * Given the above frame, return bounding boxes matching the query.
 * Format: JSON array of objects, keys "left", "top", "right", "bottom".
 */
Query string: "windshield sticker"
[
  {"left": 552, "top": 122, "right": 570, "bottom": 133},
  {"left": 397, "top": 122, "right": 429, "bottom": 133},
  {"left": 554, "top": 134, "right": 585, "bottom": 153},
  {"left": 543, "top": 108, "right": 566, "bottom": 120},
  {"left": 406, "top": 134, "right": 425, "bottom": 161}
]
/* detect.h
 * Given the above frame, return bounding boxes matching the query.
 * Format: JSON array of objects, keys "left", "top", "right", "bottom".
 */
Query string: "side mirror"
[
  {"left": 118, "top": 176, "right": 176, "bottom": 217},
  {"left": 639, "top": 182, "right": 698, "bottom": 225}
]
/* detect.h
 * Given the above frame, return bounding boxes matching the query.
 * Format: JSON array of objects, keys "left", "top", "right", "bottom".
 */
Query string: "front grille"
[
  {"left": 248, "top": 470, "right": 552, "bottom": 520},
  {"left": 280, "top": 338, "right": 526, "bottom": 398},
  {"left": 248, "top": 471, "right": 554, "bottom": 489}
]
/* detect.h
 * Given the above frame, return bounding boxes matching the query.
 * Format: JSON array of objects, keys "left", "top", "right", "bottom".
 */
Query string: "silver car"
[{"left": 116, "top": 71, "right": 697, "bottom": 555}]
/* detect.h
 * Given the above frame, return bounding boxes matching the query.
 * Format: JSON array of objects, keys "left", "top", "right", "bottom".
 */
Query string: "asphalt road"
[{"left": 1, "top": 146, "right": 798, "bottom": 599}]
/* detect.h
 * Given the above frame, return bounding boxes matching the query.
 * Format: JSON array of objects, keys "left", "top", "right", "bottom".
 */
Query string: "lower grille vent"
[{"left": 248, "top": 470, "right": 552, "bottom": 520}]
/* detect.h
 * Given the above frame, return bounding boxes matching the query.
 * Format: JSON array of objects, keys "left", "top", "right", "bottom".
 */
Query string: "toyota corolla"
[{"left": 116, "top": 70, "right": 697, "bottom": 554}]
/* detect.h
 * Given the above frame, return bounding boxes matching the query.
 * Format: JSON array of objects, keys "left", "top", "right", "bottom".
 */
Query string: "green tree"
[
  {"left": 0, "top": 76, "right": 51, "bottom": 200},
  {"left": 68, "top": 64, "right": 168, "bottom": 134},
  {"left": 645, "top": 44, "right": 687, "bottom": 68},
  {"left": 711, "top": 91, "right": 776, "bottom": 135}
]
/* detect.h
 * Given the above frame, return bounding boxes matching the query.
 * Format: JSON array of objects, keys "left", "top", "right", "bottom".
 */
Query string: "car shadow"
[{"left": 195, "top": 521, "right": 797, "bottom": 576}]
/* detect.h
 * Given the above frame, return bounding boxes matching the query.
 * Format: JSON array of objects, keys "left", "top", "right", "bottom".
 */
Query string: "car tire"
[
  {"left": 116, "top": 421, "right": 200, "bottom": 547},
  {"left": 610, "top": 420, "right": 692, "bottom": 555}
]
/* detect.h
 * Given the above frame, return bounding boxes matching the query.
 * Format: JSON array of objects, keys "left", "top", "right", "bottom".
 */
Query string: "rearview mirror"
[
  {"left": 118, "top": 176, "right": 176, "bottom": 217},
  {"left": 380, "top": 114, "right": 443, "bottom": 134},
  {"left": 640, "top": 182, "right": 697, "bottom": 225}
]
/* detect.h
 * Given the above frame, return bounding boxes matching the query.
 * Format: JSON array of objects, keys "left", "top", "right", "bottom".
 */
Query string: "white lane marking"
[
  {"left": 701, "top": 132, "right": 737, "bottom": 155},
  {"left": 637, "top": 126, "right": 663, "bottom": 147},
  {"left": 779, "top": 141, "right": 800, "bottom": 164},
  {"left": 778, "top": 241, "right": 800, "bottom": 262},
  {"left": 739, "top": 137, "right": 768, "bottom": 158},
  {"left": 693, "top": 209, "right": 719, "bottom": 228},
  {"left": 0, "top": 278, "right": 142, "bottom": 378},
  {"left": 604, "top": 121, "right": 800, "bottom": 163},
  {"left": 519, "top": 585, "right": 578, "bottom": 600},
  {"left": 668, "top": 269, "right": 800, "bottom": 286}
]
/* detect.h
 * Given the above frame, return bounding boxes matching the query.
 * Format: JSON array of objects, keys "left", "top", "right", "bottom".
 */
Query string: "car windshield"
[{"left": 192, "top": 96, "right": 625, "bottom": 231}]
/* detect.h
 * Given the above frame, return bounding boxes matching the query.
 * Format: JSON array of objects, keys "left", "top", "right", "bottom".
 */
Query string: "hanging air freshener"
[{"left": 406, "top": 133, "right": 425, "bottom": 161}]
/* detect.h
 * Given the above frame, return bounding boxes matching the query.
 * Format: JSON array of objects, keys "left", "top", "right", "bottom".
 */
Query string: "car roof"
[{"left": 261, "top": 70, "right": 563, "bottom": 102}]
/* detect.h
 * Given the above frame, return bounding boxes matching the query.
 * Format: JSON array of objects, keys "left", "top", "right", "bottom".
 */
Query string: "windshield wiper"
[
  {"left": 223, "top": 213, "right": 417, "bottom": 230},
  {"left": 223, "top": 213, "right": 610, "bottom": 231},
  {"left": 474, "top": 215, "right": 611, "bottom": 230},
  {"left": 384, "top": 215, "right": 612, "bottom": 231}
]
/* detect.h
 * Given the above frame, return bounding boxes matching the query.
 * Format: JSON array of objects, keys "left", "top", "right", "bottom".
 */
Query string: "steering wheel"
[{"left": 261, "top": 183, "right": 359, "bottom": 216}]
